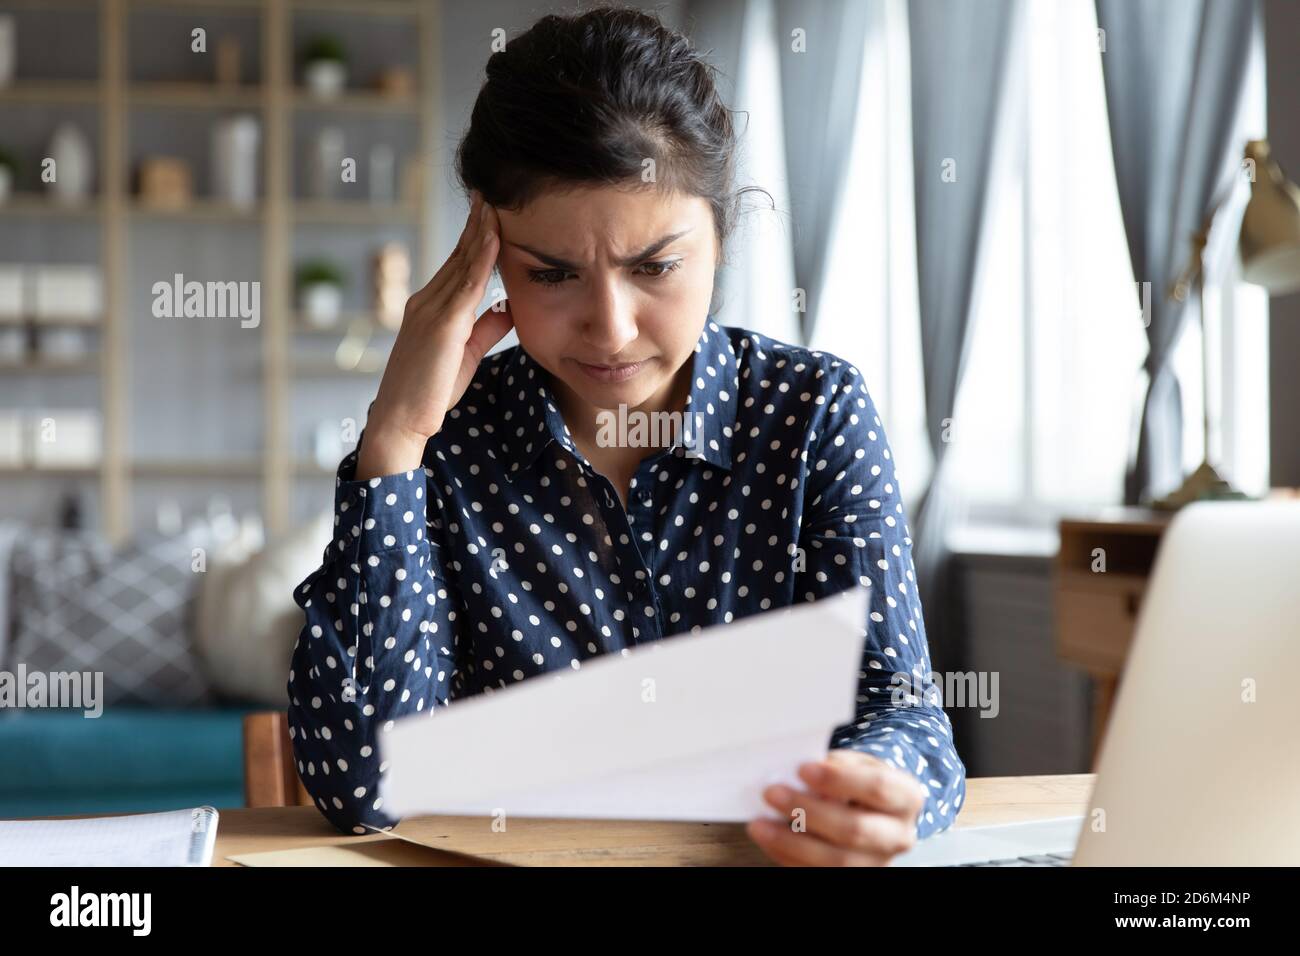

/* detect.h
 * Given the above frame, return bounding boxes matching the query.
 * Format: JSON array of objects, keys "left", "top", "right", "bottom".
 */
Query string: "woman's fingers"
[
  {"left": 409, "top": 192, "right": 486, "bottom": 313},
  {"left": 465, "top": 299, "right": 513, "bottom": 366},
  {"left": 447, "top": 204, "right": 498, "bottom": 314},
  {"left": 761, "top": 783, "right": 916, "bottom": 857},
  {"left": 451, "top": 190, "right": 483, "bottom": 261},
  {"left": 746, "top": 818, "right": 886, "bottom": 867},
  {"left": 453, "top": 300, "right": 514, "bottom": 399},
  {"left": 802, "top": 751, "right": 929, "bottom": 818}
]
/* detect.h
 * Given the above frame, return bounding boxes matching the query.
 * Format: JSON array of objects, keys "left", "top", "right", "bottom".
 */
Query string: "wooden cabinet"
[{"left": 1054, "top": 509, "right": 1173, "bottom": 768}]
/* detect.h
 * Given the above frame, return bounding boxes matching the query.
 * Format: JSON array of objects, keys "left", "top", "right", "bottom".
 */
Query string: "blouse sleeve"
[
  {"left": 286, "top": 422, "right": 462, "bottom": 835},
  {"left": 793, "top": 366, "right": 967, "bottom": 840}
]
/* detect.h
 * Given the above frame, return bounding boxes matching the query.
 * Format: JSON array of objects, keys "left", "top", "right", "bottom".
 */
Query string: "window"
[
  {"left": 809, "top": 0, "right": 932, "bottom": 518},
  {"left": 947, "top": 0, "right": 1268, "bottom": 525}
]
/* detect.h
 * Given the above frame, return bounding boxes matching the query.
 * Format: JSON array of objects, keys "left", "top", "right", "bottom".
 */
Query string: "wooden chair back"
[{"left": 242, "top": 711, "right": 314, "bottom": 807}]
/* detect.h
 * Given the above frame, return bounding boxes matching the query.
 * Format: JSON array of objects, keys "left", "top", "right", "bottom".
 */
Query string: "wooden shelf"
[
  {"left": 132, "top": 459, "right": 263, "bottom": 479},
  {"left": 0, "top": 82, "right": 100, "bottom": 105},
  {"left": 129, "top": 0, "right": 262, "bottom": 10},
  {"left": 130, "top": 199, "right": 262, "bottom": 222},
  {"left": 4, "top": 460, "right": 276, "bottom": 480},
  {"left": 0, "top": 464, "right": 101, "bottom": 478},
  {"left": 134, "top": 459, "right": 346, "bottom": 479},
  {"left": 3, "top": 315, "right": 104, "bottom": 327},
  {"left": 291, "top": 90, "right": 417, "bottom": 114},
  {"left": 0, "top": 195, "right": 101, "bottom": 218},
  {"left": 292, "top": 200, "right": 419, "bottom": 224},
  {"left": 292, "top": 359, "right": 384, "bottom": 377},
  {"left": 291, "top": 0, "right": 421, "bottom": 15},
  {"left": 0, "top": 357, "right": 100, "bottom": 373},
  {"left": 128, "top": 83, "right": 264, "bottom": 110},
  {"left": 1, "top": 0, "right": 98, "bottom": 8},
  {"left": 292, "top": 310, "right": 398, "bottom": 334}
]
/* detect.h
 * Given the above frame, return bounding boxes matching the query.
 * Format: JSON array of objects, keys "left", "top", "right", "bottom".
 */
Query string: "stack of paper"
[{"left": 378, "top": 585, "right": 869, "bottom": 821}]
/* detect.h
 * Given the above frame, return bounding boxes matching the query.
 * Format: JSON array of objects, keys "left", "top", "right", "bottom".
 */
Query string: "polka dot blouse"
[{"left": 288, "top": 321, "right": 967, "bottom": 840}]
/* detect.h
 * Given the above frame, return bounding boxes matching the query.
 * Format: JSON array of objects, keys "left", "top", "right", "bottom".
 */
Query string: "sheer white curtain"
[
  {"left": 713, "top": 0, "right": 1268, "bottom": 525},
  {"left": 1183, "top": 6, "right": 1270, "bottom": 498},
  {"left": 711, "top": 0, "right": 801, "bottom": 344},
  {"left": 945, "top": 0, "right": 1268, "bottom": 522},
  {"left": 804, "top": 0, "right": 932, "bottom": 516},
  {"left": 946, "top": 0, "right": 1149, "bottom": 517}
]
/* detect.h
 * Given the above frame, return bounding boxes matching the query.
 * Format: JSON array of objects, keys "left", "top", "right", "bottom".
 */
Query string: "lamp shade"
[{"left": 1240, "top": 139, "right": 1300, "bottom": 294}]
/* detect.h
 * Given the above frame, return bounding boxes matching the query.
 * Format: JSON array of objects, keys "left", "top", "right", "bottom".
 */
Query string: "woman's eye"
[
  {"left": 526, "top": 269, "right": 571, "bottom": 287},
  {"left": 638, "top": 259, "right": 683, "bottom": 279},
  {"left": 525, "top": 260, "right": 682, "bottom": 289}
]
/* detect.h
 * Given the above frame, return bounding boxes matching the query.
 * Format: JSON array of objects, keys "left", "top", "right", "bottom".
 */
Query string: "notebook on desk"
[{"left": 0, "top": 806, "right": 219, "bottom": 866}]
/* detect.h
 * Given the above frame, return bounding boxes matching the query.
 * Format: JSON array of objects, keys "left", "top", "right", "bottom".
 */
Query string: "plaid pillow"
[{"left": 8, "top": 525, "right": 216, "bottom": 707}]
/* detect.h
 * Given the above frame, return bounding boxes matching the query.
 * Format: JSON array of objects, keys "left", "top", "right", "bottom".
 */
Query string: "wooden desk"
[{"left": 208, "top": 773, "right": 1096, "bottom": 866}]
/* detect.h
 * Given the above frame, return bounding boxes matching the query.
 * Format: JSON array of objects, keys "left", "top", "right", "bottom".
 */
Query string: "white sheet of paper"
[{"left": 377, "top": 584, "right": 869, "bottom": 821}]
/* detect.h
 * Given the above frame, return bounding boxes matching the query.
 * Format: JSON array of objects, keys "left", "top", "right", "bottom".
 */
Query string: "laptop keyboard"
[{"left": 951, "top": 852, "right": 1073, "bottom": 867}]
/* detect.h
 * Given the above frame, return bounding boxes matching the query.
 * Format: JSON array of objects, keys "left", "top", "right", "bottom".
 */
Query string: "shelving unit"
[
  {"left": 0, "top": 194, "right": 102, "bottom": 216},
  {"left": 0, "top": 0, "right": 441, "bottom": 543}
]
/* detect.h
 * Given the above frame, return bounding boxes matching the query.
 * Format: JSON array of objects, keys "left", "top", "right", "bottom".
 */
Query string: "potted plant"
[
  {"left": 302, "top": 35, "right": 347, "bottom": 99},
  {"left": 297, "top": 260, "right": 346, "bottom": 329},
  {"left": 0, "top": 147, "right": 17, "bottom": 204}
]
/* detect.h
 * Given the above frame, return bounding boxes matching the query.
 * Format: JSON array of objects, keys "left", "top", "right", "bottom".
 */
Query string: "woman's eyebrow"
[{"left": 506, "top": 228, "right": 694, "bottom": 270}]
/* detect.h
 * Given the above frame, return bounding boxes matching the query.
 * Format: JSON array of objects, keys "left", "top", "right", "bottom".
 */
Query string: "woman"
[{"left": 288, "top": 5, "right": 965, "bottom": 867}]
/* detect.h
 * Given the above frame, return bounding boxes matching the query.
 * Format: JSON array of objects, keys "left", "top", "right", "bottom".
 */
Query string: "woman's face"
[{"left": 492, "top": 184, "right": 718, "bottom": 425}]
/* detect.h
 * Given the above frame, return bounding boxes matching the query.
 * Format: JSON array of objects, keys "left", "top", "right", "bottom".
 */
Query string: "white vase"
[
  {"left": 368, "top": 144, "right": 395, "bottom": 202},
  {"left": 48, "top": 124, "right": 92, "bottom": 204},
  {"left": 305, "top": 60, "right": 346, "bottom": 99},
  {"left": 0, "top": 16, "right": 15, "bottom": 89},
  {"left": 301, "top": 283, "right": 342, "bottom": 328},
  {"left": 211, "top": 114, "right": 260, "bottom": 208},
  {"left": 310, "top": 127, "right": 344, "bottom": 200}
]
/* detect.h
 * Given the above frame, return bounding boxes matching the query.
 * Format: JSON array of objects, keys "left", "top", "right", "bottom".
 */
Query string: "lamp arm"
[{"left": 1170, "top": 165, "right": 1246, "bottom": 302}]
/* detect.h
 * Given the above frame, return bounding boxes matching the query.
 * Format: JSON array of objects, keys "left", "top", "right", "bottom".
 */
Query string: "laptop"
[{"left": 891, "top": 500, "right": 1300, "bottom": 866}]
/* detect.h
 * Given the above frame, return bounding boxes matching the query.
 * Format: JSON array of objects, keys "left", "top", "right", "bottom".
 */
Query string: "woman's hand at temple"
[
  {"left": 746, "top": 749, "right": 928, "bottom": 866},
  {"left": 358, "top": 189, "right": 513, "bottom": 479}
]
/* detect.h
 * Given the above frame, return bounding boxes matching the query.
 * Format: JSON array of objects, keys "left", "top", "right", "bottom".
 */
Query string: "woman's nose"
[{"left": 581, "top": 280, "right": 639, "bottom": 357}]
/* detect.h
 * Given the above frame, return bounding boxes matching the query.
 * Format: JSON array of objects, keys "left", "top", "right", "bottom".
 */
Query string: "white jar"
[
  {"left": 48, "top": 124, "right": 93, "bottom": 204},
  {"left": 305, "top": 60, "right": 346, "bottom": 99},
  {"left": 300, "top": 282, "right": 342, "bottom": 328},
  {"left": 211, "top": 114, "right": 260, "bottom": 208}
]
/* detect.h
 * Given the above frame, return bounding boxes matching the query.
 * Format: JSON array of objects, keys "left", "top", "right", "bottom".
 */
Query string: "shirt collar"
[{"left": 499, "top": 320, "right": 738, "bottom": 482}]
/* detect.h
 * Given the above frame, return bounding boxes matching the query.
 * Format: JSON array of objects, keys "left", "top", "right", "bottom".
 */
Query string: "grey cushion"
[
  {"left": 0, "top": 521, "right": 24, "bottom": 670},
  {"left": 8, "top": 525, "right": 216, "bottom": 707}
]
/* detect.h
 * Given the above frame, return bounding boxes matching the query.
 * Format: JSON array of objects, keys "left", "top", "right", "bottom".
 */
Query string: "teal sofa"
[{"left": 0, "top": 705, "right": 267, "bottom": 818}]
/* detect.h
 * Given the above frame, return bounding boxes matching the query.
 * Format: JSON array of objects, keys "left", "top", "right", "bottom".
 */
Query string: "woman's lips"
[{"left": 574, "top": 359, "right": 648, "bottom": 384}]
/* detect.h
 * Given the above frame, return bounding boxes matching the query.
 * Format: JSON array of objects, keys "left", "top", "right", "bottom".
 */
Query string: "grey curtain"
[
  {"left": 773, "top": 0, "right": 873, "bottom": 343},
  {"left": 1095, "top": 0, "right": 1260, "bottom": 505},
  {"left": 906, "top": 0, "right": 1018, "bottom": 669}
]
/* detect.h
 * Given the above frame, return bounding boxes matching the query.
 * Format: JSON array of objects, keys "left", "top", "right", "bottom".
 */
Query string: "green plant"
[
  {"left": 296, "top": 260, "right": 347, "bottom": 289},
  {"left": 0, "top": 147, "right": 18, "bottom": 175},
  {"left": 303, "top": 35, "right": 347, "bottom": 65}
]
